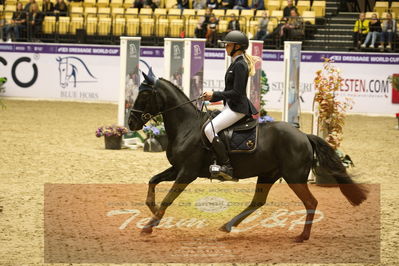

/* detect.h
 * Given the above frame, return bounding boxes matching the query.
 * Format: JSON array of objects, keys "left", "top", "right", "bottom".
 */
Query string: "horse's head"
[
  {"left": 57, "top": 57, "right": 75, "bottom": 88},
  {"left": 127, "top": 67, "right": 160, "bottom": 131}
]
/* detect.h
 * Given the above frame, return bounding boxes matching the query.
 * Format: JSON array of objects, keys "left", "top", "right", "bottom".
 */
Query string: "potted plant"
[
  {"left": 142, "top": 123, "right": 167, "bottom": 152},
  {"left": 95, "top": 125, "right": 128, "bottom": 150},
  {"left": 313, "top": 58, "right": 353, "bottom": 185},
  {"left": 258, "top": 70, "right": 274, "bottom": 123}
]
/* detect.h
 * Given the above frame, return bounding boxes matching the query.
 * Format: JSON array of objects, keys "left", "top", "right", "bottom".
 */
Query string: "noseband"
[{"left": 128, "top": 86, "right": 202, "bottom": 126}]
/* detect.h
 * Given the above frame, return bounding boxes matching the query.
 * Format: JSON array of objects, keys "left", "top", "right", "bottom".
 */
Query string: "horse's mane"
[{"left": 159, "top": 78, "right": 201, "bottom": 114}]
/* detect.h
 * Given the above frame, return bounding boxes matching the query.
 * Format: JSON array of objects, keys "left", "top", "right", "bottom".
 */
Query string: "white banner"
[{"left": 1, "top": 43, "right": 398, "bottom": 116}]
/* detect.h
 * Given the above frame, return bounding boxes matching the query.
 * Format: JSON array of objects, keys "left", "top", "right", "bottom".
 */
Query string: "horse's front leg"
[
  {"left": 141, "top": 176, "right": 195, "bottom": 235},
  {"left": 146, "top": 167, "right": 177, "bottom": 215},
  {"left": 220, "top": 175, "right": 280, "bottom": 232}
]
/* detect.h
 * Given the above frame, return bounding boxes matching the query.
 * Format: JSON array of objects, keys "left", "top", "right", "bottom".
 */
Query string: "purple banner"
[
  {"left": 0, "top": 43, "right": 120, "bottom": 56},
  {"left": 262, "top": 50, "right": 399, "bottom": 65},
  {"left": 1, "top": 43, "right": 398, "bottom": 65},
  {"left": 190, "top": 41, "right": 205, "bottom": 99}
]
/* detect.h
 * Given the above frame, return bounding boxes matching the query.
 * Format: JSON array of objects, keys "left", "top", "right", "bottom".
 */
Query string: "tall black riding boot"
[{"left": 211, "top": 137, "right": 236, "bottom": 181}]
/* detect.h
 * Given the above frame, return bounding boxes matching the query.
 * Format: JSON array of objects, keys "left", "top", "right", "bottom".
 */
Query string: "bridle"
[{"left": 128, "top": 85, "right": 203, "bottom": 127}]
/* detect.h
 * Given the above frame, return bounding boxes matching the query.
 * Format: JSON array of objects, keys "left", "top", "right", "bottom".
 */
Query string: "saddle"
[{"left": 202, "top": 110, "right": 259, "bottom": 153}]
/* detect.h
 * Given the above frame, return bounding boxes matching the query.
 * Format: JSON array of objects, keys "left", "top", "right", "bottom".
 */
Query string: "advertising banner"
[
  {"left": 248, "top": 41, "right": 264, "bottom": 117},
  {"left": 164, "top": 39, "right": 184, "bottom": 89},
  {"left": 283, "top": 42, "right": 302, "bottom": 126},
  {"left": 119, "top": 37, "right": 141, "bottom": 127},
  {"left": 188, "top": 40, "right": 206, "bottom": 100},
  {"left": 1, "top": 43, "right": 398, "bottom": 116}
]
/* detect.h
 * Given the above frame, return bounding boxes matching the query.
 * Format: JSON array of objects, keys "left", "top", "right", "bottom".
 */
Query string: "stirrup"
[{"left": 209, "top": 162, "right": 238, "bottom": 182}]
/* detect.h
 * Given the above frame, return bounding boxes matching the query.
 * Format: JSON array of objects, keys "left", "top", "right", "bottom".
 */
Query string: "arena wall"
[{"left": 0, "top": 42, "right": 398, "bottom": 115}]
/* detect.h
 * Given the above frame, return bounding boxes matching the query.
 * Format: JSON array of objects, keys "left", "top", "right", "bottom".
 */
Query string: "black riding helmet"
[{"left": 222, "top": 30, "right": 249, "bottom": 56}]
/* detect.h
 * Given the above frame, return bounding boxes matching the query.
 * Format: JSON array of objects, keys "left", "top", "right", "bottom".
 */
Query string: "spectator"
[
  {"left": 227, "top": 14, "right": 240, "bottom": 32},
  {"left": 133, "top": 0, "right": 144, "bottom": 10},
  {"left": 205, "top": 14, "right": 218, "bottom": 47},
  {"left": 24, "top": 0, "right": 36, "bottom": 12},
  {"left": 220, "top": 0, "right": 234, "bottom": 9},
  {"left": 379, "top": 12, "right": 396, "bottom": 50},
  {"left": 251, "top": 0, "right": 264, "bottom": 10},
  {"left": 233, "top": 0, "right": 248, "bottom": 10},
  {"left": 206, "top": 0, "right": 218, "bottom": 9},
  {"left": 42, "top": 0, "right": 55, "bottom": 15},
  {"left": 192, "top": 0, "right": 206, "bottom": 9},
  {"left": 195, "top": 8, "right": 212, "bottom": 38},
  {"left": 28, "top": 3, "right": 44, "bottom": 38},
  {"left": 283, "top": 0, "right": 297, "bottom": 20},
  {"left": 353, "top": 12, "right": 369, "bottom": 49},
  {"left": 255, "top": 11, "right": 269, "bottom": 41},
  {"left": 280, "top": 9, "right": 303, "bottom": 41},
  {"left": 177, "top": 0, "right": 189, "bottom": 9},
  {"left": 54, "top": 0, "right": 68, "bottom": 17},
  {"left": 361, "top": 13, "right": 381, "bottom": 48},
  {"left": 2, "top": 2, "right": 27, "bottom": 41}
]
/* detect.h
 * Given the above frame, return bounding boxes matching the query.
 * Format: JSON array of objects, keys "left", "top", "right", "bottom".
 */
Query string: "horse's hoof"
[
  {"left": 293, "top": 234, "right": 308, "bottom": 243},
  {"left": 140, "top": 227, "right": 153, "bottom": 235},
  {"left": 218, "top": 224, "right": 231, "bottom": 233}
]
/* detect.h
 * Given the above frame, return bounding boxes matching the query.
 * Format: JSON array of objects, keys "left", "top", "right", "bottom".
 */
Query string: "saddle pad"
[{"left": 228, "top": 127, "right": 257, "bottom": 153}]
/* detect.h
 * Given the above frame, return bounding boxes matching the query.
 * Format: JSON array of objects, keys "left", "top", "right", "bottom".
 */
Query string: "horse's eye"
[{"left": 62, "top": 69, "right": 65, "bottom": 72}]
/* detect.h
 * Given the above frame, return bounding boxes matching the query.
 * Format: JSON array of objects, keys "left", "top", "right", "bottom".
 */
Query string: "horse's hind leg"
[
  {"left": 146, "top": 167, "right": 177, "bottom": 215},
  {"left": 287, "top": 182, "right": 318, "bottom": 242},
  {"left": 219, "top": 174, "right": 280, "bottom": 233}
]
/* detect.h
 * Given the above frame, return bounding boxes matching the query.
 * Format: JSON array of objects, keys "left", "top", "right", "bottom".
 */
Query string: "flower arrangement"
[
  {"left": 143, "top": 124, "right": 165, "bottom": 137},
  {"left": 314, "top": 58, "right": 353, "bottom": 149},
  {"left": 260, "top": 70, "right": 270, "bottom": 117},
  {"left": 95, "top": 125, "right": 128, "bottom": 138}
]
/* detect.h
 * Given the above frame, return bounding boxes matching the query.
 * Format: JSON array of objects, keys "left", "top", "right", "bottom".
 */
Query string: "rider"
[{"left": 202, "top": 30, "right": 259, "bottom": 181}]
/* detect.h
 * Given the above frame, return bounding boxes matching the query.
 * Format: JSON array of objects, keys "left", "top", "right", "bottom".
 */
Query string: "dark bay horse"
[{"left": 128, "top": 73, "right": 368, "bottom": 242}]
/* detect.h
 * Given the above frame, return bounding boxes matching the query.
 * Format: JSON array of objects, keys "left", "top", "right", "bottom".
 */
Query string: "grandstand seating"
[
  {"left": 312, "top": 1, "right": 326, "bottom": 17},
  {"left": 297, "top": 0, "right": 311, "bottom": 15}
]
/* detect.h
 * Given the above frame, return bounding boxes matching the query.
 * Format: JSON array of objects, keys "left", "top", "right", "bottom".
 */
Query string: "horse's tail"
[{"left": 306, "top": 134, "right": 368, "bottom": 206}]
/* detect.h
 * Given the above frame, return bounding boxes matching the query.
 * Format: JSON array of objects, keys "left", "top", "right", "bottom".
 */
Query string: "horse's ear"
[{"left": 142, "top": 67, "right": 157, "bottom": 85}]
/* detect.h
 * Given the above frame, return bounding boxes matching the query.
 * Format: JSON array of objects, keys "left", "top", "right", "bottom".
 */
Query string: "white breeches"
[{"left": 204, "top": 104, "right": 246, "bottom": 143}]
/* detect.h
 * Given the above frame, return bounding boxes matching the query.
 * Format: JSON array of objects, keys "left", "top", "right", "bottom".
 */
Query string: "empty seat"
[
  {"left": 83, "top": 0, "right": 96, "bottom": 8},
  {"left": 218, "top": 19, "right": 229, "bottom": 32},
  {"left": 169, "top": 18, "right": 184, "bottom": 37},
  {"left": 374, "top": 1, "right": 389, "bottom": 17},
  {"left": 365, "top": 12, "right": 378, "bottom": 19},
  {"left": 212, "top": 9, "right": 225, "bottom": 18},
  {"left": 126, "top": 17, "right": 140, "bottom": 35},
  {"left": 110, "top": 0, "right": 123, "bottom": 8},
  {"left": 85, "top": 16, "right": 98, "bottom": 35},
  {"left": 70, "top": 17, "right": 84, "bottom": 34},
  {"left": 168, "top": 8, "right": 181, "bottom": 20},
  {"left": 84, "top": 6, "right": 97, "bottom": 18},
  {"left": 70, "top": 6, "right": 84, "bottom": 17},
  {"left": 267, "top": 0, "right": 281, "bottom": 14},
  {"left": 182, "top": 8, "right": 196, "bottom": 19},
  {"left": 241, "top": 9, "right": 255, "bottom": 19},
  {"left": 123, "top": 0, "right": 134, "bottom": 9},
  {"left": 154, "top": 8, "right": 167, "bottom": 19},
  {"left": 271, "top": 10, "right": 283, "bottom": 20},
  {"left": 113, "top": 17, "right": 126, "bottom": 35},
  {"left": 302, "top": 10, "right": 315, "bottom": 24},
  {"left": 140, "top": 18, "right": 154, "bottom": 36},
  {"left": 156, "top": 18, "right": 169, "bottom": 37},
  {"left": 58, "top": 16, "right": 70, "bottom": 34},
  {"left": 97, "top": 0, "right": 109, "bottom": 8},
  {"left": 112, "top": 7, "right": 124, "bottom": 20},
  {"left": 297, "top": 0, "right": 311, "bottom": 15},
  {"left": 139, "top": 8, "right": 153, "bottom": 20},
  {"left": 186, "top": 18, "right": 198, "bottom": 37},
  {"left": 98, "top": 7, "right": 111, "bottom": 18},
  {"left": 124, "top": 8, "right": 138, "bottom": 18},
  {"left": 98, "top": 17, "right": 112, "bottom": 35},
  {"left": 312, "top": 1, "right": 326, "bottom": 17},
  {"left": 42, "top": 16, "right": 56, "bottom": 34},
  {"left": 391, "top": 3, "right": 399, "bottom": 16},
  {"left": 247, "top": 20, "right": 258, "bottom": 39}
]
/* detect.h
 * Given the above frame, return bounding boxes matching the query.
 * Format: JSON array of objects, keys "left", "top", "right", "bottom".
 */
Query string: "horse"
[
  {"left": 128, "top": 70, "right": 368, "bottom": 242},
  {"left": 56, "top": 56, "right": 97, "bottom": 88}
]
